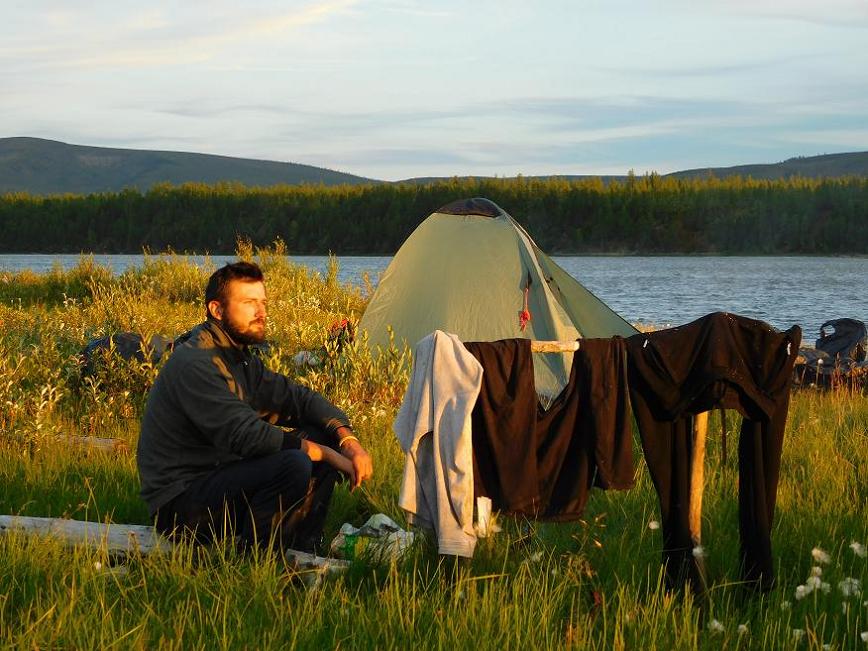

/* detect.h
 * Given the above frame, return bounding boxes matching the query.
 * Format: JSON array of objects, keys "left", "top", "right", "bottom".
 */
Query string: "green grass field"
[{"left": 1, "top": 245, "right": 865, "bottom": 649}]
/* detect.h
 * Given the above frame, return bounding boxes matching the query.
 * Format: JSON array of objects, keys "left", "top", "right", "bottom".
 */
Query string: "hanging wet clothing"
[
  {"left": 463, "top": 337, "right": 634, "bottom": 520},
  {"left": 626, "top": 312, "right": 801, "bottom": 591},
  {"left": 394, "top": 330, "right": 483, "bottom": 557}
]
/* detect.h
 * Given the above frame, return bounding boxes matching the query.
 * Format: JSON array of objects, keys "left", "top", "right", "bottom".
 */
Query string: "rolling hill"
[
  {"left": 0, "top": 137, "right": 375, "bottom": 195},
  {"left": 2, "top": 137, "right": 867, "bottom": 195}
]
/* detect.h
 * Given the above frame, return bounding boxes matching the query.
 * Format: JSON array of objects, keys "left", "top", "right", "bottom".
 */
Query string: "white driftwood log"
[
  {"left": 688, "top": 411, "right": 709, "bottom": 545},
  {"left": 0, "top": 515, "right": 168, "bottom": 554},
  {"left": 0, "top": 515, "right": 350, "bottom": 579}
]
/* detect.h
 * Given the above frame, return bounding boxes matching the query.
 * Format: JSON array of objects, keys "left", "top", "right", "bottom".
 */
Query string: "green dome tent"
[{"left": 359, "top": 198, "right": 638, "bottom": 396}]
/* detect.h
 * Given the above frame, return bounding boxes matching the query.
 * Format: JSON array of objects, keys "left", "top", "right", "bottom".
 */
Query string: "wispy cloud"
[{"left": 0, "top": 0, "right": 360, "bottom": 70}]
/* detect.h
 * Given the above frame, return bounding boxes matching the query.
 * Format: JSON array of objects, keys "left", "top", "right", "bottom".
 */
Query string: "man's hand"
[
  {"left": 301, "top": 439, "right": 357, "bottom": 485},
  {"left": 339, "top": 438, "right": 373, "bottom": 491}
]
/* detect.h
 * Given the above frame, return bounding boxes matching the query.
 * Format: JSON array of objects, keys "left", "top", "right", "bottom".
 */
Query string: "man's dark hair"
[{"left": 205, "top": 261, "right": 264, "bottom": 316}]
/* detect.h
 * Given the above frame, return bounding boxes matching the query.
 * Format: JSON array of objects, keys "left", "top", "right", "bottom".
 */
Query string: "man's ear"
[{"left": 207, "top": 300, "right": 223, "bottom": 320}]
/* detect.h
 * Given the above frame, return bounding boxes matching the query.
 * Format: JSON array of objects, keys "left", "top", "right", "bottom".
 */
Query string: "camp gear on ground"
[
  {"left": 794, "top": 318, "right": 868, "bottom": 389},
  {"left": 359, "top": 197, "right": 637, "bottom": 397},
  {"left": 80, "top": 332, "right": 173, "bottom": 376}
]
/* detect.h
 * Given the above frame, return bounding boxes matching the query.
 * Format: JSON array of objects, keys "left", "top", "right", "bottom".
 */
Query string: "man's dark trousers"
[{"left": 155, "top": 428, "right": 339, "bottom": 553}]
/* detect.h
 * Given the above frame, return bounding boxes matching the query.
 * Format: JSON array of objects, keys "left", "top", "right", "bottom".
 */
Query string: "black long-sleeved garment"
[
  {"left": 626, "top": 312, "right": 801, "bottom": 591},
  {"left": 463, "top": 338, "right": 634, "bottom": 520}
]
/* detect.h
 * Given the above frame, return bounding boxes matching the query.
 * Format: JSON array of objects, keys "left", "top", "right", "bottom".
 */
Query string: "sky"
[{"left": 2, "top": 0, "right": 868, "bottom": 181}]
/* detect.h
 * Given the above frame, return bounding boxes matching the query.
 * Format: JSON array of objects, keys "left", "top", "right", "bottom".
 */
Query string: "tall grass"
[{"left": 1, "top": 246, "right": 865, "bottom": 649}]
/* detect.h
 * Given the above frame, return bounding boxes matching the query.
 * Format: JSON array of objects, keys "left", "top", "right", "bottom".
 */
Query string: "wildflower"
[
  {"left": 839, "top": 577, "right": 862, "bottom": 598},
  {"left": 792, "top": 629, "right": 805, "bottom": 641},
  {"left": 795, "top": 585, "right": 811, "bottom": 600},
  {"left": 810, "top": 566, "right": 823, "bottom": 577},
  {"left": 737, "top": 624, "right": 749, "bottom": 635},
  {"left": 850, "top": 541, "right": 867, "bottom": 558},
  {"left": 692, "top": 545, "right": 706, "bottom": 559},
  {"left": 806, "top": 575, "right": 822, "bottom": 590},
  {"left": 648, "top": 520, "right": 660, "bottom": 530},
  {"left": 812, "top": 547, "right": 832, "bottom": 564},
  {"left": 708, "top": 619, "right": 724, "bottom": 633}
]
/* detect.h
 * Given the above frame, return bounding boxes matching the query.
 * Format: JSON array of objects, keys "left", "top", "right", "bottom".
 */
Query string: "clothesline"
[{"left": 528, "top": 340, "right": 581, "bottom": 352}]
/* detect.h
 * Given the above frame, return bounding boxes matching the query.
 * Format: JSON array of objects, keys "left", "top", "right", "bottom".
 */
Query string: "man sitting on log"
[{"left": 137, "top": 261, "right": 372, "bottom": 554}]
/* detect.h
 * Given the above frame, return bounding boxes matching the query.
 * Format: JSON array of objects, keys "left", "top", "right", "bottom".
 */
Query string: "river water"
[{"left": 1, "top": 254, "right": 864, "bottom": 340}]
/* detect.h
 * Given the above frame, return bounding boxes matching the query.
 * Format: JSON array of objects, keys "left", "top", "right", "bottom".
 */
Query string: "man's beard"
[{"left": 221, "top": 314, "right": 267, "bottom": 346}]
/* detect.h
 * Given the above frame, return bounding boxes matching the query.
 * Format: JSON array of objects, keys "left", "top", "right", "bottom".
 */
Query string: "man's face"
[{"left": 213, "top": 279, "right": 268, "bottom": 345}]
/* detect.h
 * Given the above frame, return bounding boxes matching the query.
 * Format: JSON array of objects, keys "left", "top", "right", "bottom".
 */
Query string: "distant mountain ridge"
[
  {"left": 2, "top": 137, "right": 867, "bottom": 195},
  {"left": 0, "top": 137, "right": 375, "bottom": 195}
]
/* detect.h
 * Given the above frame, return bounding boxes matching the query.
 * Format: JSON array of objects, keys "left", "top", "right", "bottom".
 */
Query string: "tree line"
[{"left": 1, "top": 174, "right": 866, "bottom": 254}]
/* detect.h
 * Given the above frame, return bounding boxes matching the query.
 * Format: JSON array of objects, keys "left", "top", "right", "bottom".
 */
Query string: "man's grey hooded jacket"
[{"left": 137, "top": 319, "right": 351, "bottom": 516}]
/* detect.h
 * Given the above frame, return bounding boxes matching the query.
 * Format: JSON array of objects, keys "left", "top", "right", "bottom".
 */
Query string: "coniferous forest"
[{"left": 1, "top": 174, "right": 866, "bottom": 254}]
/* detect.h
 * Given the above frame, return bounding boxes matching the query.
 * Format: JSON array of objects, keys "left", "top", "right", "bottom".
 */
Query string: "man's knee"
[{"left": 273, "top": 448, "right": 313, "bottom": 499}]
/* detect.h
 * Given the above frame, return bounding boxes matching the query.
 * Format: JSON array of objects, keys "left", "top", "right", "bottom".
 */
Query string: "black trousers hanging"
[{"left": 627, "top": 312, "right": 801, "bottom": 592}]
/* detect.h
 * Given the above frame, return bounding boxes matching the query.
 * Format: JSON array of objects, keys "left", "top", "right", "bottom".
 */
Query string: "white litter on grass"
[{"left": 328, "top": 513, "right": 415, "bottom": 561}]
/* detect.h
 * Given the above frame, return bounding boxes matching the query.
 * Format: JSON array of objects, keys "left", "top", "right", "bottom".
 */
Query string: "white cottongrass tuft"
[
  {"left": 810, "top": 566, "right": 823, "bottom": 577},
  {"left": 648, "top": 520, "right": 660, "bottom": 530},
  {"left": 93, "top": 561, "right": 102, "bottom": 571},
  {"left": 780, "top": 601, "right": 791, "bottom": 610},
  {"left": 529, "top": 551, "right": 543, "bottom": 563},
  {"left": 861, "top": 631, "right": 868, "bottom": 643},
  {"left": 839, "top": 577, "right": 862, "bottom": 598},
  {"left": 692, "top": 545, "right": 706, "bottom": 559},
  {"left": 795, "top": 585, "right": 810, "bottom": 600},
  {"left": 737, "top": 624, "right": 749, "bottom": 635},
  {"left": 812, "top": 547, "right": 832, "bottom": 564},
  {"left": 708, "top": 619, "right": 724, "bottom": 633},
  {"left": 792, "top": 629, "right": 805, "bottom": 641},
  {"left": 851, "top": 541, "right": 867, "bottom": 558},
  {"left": 806, "top": 575, "right": 823, "bottom": 590}
]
